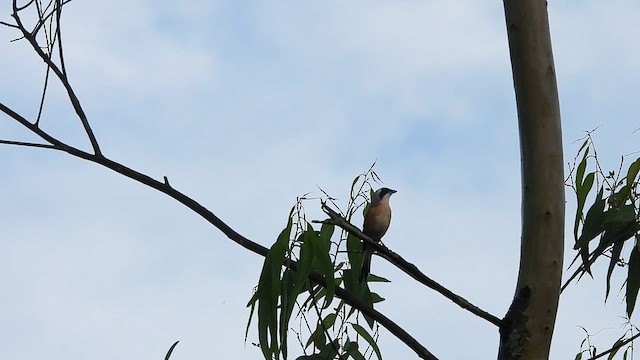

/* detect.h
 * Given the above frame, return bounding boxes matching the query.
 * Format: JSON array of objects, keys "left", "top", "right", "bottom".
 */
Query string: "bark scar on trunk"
[{"left": 499, "top": 286, "right": 532, "bottom": 360}]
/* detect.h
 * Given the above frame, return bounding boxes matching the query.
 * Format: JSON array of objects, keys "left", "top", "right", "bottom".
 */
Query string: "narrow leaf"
[
  {"left": 344, "top": 340, "right": 365, "bottom": 360},
  {"left": 575, "top": 189, "right": 606, "bottom": 274},
  {"left": 605, "top": 239, "right": 624, "bottom": 301},
  {"left": 626, "top": 244, "right": 640, "bottom": 317},
  {"left": 606, "top": 337, "right": 625, "bottom": 360},
  {"left": 256, "top": 218, "right": 292, "bottom": 359},
  {"left": 352, "top": 323, "right": 382, "bottom": 360},
  {"left": 575, "top": 188, "right": 605, "bottom": 251},
  {"left": 313, "top": 232, "right": 335, "bottom": 308},
  {"left": 164, "top": 341, "right": 179, "bottom": 360},
  {"left": 626, "top": 157, "right": 640, "bottom": 187},
  {"left": 574, "top": 171, "right": 595, "bottom": 241},
  {"left": 577, "top": 138, "right": 590, "bottom": 155}
]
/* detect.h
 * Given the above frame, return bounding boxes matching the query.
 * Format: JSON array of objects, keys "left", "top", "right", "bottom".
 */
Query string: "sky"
[{"left": 1, "top": 0, "right": 639, "bottom": 359}]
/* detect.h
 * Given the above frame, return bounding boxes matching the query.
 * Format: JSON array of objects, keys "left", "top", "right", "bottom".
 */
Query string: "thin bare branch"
[
  {"left": 11, "top": 0, "right": 101, "bottom": 155},
  {"left": 0, "top": 139, "right": 59, "bottom": 150},
  {"left": 36, "top": 61, "right": 51, "bottom": 126},
  {"left": 0, "top": 101, "right": 68, "bottom": 148},
  {"left": 0, "top": 20, "right": 19, "bottom": 28},
  {"left": 54, "top": 0, "right": 66, "bottom": 75},
  {"left": 15, "top": 0, "right": 37, "bottom": 12}
]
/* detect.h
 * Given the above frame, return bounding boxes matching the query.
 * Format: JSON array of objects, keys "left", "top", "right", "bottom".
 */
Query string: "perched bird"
[{"left": 360, "top": 187, "right": 397, "bottom": 282}]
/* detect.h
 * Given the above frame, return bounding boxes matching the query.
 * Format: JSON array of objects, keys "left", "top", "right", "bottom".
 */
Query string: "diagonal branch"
[{"left": 317, "top": 203, "right": 503, "bottom": 328}]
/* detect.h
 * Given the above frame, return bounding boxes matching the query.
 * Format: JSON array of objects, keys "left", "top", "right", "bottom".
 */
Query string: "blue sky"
[{"left": 1, "top": 1, "right": 640, "bottom": 359}]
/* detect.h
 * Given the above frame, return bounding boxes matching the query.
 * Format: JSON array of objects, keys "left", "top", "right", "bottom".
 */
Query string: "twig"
[
  {"left": 11, "top": 0, "right": 102, "bottom": 155},
  {"left": 54, "top": 0, "right": 66, "bottom": 75},
  {"left": 0, "top": 20, "right": 19, "bottom": 28},
  {"left": 0, "top": 139, "right": 59, "bottom": 150},
  {"left": 586, "top": 331, "right": 640, "bottom": 360}
]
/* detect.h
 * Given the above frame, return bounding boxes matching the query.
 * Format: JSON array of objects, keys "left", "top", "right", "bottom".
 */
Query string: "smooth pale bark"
[{"left": 499, "top": 1, "right": 564, "bottom": 359}]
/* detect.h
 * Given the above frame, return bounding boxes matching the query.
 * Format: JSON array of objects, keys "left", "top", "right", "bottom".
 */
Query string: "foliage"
[
  {"left": 246, "top": 166, "right": 388, "bottom": 360},
  {"left": 574, "top": 324, "right": 638, "bottom": 360},
  {"left": 568, "top": 133, "right": 640, "bottom": 360},
  {"left": 567, "top": 134, "right": 640, "bottom": 315}
]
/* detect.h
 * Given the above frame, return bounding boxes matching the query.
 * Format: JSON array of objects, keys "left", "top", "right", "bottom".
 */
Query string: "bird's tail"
[{"left": 360, "top": 243, "right": 375, "bottom": 283}]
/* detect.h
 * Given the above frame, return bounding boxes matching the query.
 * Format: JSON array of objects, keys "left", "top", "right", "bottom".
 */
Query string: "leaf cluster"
[
  {"left": 567, "top": 136, "right": 640, "bottom": 317},
  {"left": 246, "top": 167, "right": 388, "bottom": 360}
]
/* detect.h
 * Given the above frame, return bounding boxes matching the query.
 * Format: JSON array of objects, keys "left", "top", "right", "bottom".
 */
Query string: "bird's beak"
[{"left": 390, "top": 189, "right": 397, "bottom": 194}]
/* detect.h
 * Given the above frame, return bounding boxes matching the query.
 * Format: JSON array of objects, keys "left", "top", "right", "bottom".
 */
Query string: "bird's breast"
[{"left": 363, "top": 205, "right": 392, "bottom": 241}]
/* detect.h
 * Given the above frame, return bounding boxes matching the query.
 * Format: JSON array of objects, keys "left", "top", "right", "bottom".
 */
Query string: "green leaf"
[
  {"left": 605, "top": 239, "right": 624, "bottom": 301},
  {"left": 606, "top": 204, "right": 637, "bottom": 224},
  {"left": 316, "top": 339, "right": 340, "bottom": 359},
  {"left": 245, "top": 290, "right": 259, "bottom": 343},
  {"left": 577, "top": 138, "right": 590, "bottom": 155},
  {"left": 606, "top": 337, "right": 625, "bottom": 360},
  {"left": 352, "top": 323, "right": 382, "bottom": 360},
  {"left": 255, "top": 217, "right": 293, "bottom": 359},
  {"left": 164, "top": 341, "right": 179, "bottom": 360},
  {"left": 305, "top": 321, "right": 327, "bottom": 351},
  {"left": 626, "top": 243, "right": 640, "bottom": 317},
  {"left": 575, "top": 172, "right": 595, "bottom": 241},
  {"left": 343, "top": 340, "right": 365, "bottom": 360},
  {"left": 319, "top": 223, "right": 335, "bottom": 246},
  {"left": 575, "top": 189, "right": 606, "bottom": 274},
  {"left": 600, "top": 206, "right": 640, "bottom": 255},
  {"left": 626, "top": 157, "right": 640, "bottom": 187},
  {"left": 575, "top": 189, "right": 606, "bottom": 250},
  {"left": 311, "top": 223, "right": 335, "bottom": 308},
  {"left": 279, "top": 269, "right": 297, "bottom": 358},
  {"left": 351, "top": 175, "right": 362, "bottom": 193},
  {"left": 574, "top": 352, "right": 582, "bottom": 360},
  {"left": 370, "top": 292, "right": 385, "bottom": 304},
  {"left": 281, "top": 224, "right": 323, "bottom": 359},
  {"left": 367, "top": 274, "right": 391, "bottom": 283},
  {"left": 322, "top": 313, "right": 337, "bottom": 329},
  {"left": 576, "top": 153, "right": 588, "bottom": 190},
  {"left": 608, "top": 185, "right": 631, "bottom": 209}
]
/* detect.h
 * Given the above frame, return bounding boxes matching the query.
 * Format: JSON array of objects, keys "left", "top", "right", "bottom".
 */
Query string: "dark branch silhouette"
[{"left": 316, "top": 203, "right": 503, "bottom": 328}]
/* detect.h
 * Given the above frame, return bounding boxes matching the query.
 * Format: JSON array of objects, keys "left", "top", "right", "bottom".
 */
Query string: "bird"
[{"left": 360, "top": 187, "right": 397, "bottom": 282}]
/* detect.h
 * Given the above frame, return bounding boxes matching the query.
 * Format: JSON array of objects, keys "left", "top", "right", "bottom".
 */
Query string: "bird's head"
[{"left": 372, "top": 187, "right": 397, "bottom": 205}]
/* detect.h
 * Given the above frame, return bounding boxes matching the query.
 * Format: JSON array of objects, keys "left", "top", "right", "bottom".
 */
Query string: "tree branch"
[
  {"left": 316, "top": 203, "right": 503, "bottom": 328},
  {"left": 0, "top": 139, "right": 60, "bottom": 150},
  {"left": 11, "top": 0, "right": 101, "bottom": 155}
]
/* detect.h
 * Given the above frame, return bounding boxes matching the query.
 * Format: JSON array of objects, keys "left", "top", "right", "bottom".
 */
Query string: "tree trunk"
[{"left": 499, "top": 1, "right": 564, "bottom": 359}]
